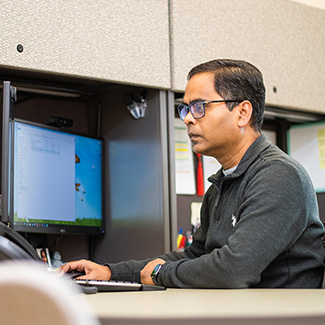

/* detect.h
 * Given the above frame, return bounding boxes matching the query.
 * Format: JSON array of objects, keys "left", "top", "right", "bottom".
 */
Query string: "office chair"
[
  {"left": 0, "top": 222, "right": 41, "bottom": 260},
  {"left": 0, "top": 261, "right": 99, "bottom": 325}
]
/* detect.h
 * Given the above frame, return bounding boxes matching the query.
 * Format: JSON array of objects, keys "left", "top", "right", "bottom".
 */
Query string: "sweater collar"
[{"left": 209, "top": 133, "right": 271, "bottom": 183}]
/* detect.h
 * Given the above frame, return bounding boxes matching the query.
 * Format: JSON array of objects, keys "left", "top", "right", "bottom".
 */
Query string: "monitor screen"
[{"left": 10, "top": 119, "right": 104, "bottom": 235}]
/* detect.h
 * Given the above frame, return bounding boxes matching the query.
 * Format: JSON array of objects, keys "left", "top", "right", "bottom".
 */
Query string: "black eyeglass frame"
[{"left": 177, "top": 99, "right": 244, "bottom": 121}]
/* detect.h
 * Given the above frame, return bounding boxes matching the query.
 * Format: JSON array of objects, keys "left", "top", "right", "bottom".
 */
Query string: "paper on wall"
[{"left": 174, "top": 118, "right": 196, "bottom": 195}]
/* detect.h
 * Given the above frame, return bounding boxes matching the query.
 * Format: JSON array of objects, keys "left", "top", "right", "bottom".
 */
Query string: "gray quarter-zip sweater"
[{"left": 108, "top": 134, "right": 325, "bottom": 288}]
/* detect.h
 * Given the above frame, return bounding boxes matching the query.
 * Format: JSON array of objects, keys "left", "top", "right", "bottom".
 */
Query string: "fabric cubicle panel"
[
  {"left": 0, "top": 0, "right": 170, "bottom": 89},
  {"left": 169, "top": 0, "right": 325, "bottom": 113}
]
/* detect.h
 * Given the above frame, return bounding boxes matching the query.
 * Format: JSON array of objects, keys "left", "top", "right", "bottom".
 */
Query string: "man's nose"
[{"left": 183, "top": 111, "right": 195, "bottom": 124}]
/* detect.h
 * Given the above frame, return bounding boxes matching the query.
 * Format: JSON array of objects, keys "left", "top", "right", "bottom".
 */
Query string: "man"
[{"left": 61, "top": 59, "right": 325, "bottom": 288}]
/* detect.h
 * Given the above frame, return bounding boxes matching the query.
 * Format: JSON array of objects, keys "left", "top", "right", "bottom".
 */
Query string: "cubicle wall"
[
  {"left": 93, "top": 86, "right": 170, "bottom": 263},
  {"left": 0, "top": 0, "right": 170, "bottom": 89},
  {"left": 0, "top": 0, "right": 172, "bottom": 260},
  {"left": 0, "top": 72, "right": 171, "bottom": 262},
  {"left": 1, "top": 0, "right": 323, "bottom": 109},
  {"left": 167, "top": 0, "right": 325, "bottom": 246},
  {"left": 170, "top": 0, "right": 325, "bottom": 113},
  {"left": 1, "top": 0, "right": 323, "bottom": 106},
  {"left": 0, "top": 0, "right": 324, "bottom": 260}
]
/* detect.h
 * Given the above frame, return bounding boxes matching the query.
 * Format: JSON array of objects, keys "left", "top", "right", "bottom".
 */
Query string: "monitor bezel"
[{"left": 9, "top": 118, "right": 105, "bottom": 235}]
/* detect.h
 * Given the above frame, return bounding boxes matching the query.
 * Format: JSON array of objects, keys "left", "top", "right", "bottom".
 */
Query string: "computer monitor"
[
  {"left": 10, "top": 119, "right": 104, "bottom": 235},
  {"left": 0, "top": 81, "right": 13, "bottom": 224}
]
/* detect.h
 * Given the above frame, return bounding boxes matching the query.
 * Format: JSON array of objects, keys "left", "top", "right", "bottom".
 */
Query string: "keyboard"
[{"left": 75, "top": 279, "right": 166, "bottom": 292}]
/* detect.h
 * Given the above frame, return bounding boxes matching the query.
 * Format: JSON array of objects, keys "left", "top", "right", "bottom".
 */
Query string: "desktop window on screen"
[{"left": 13, "top": 121, "right": 102, "bottom": 230}]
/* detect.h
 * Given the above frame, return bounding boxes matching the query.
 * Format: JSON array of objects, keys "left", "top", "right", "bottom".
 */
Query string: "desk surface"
[{"left": 86, "top": 288, "right": 325, "bottom": 325}]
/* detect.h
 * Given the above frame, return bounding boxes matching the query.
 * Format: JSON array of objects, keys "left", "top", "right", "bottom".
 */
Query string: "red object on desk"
[
  {"left": 179, "top": 235, "right": 186, "bottom": 250},
  {"left": 196, "top": 153, "right": 204, "bottom": 196}
]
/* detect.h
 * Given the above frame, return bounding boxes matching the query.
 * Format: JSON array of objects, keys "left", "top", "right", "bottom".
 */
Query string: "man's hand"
[
  {"left": 59, "top": 259, "right": 111, "bottom": 280},
  {"left": 140, "top": 258, "right": 166, "bottom": 285}
]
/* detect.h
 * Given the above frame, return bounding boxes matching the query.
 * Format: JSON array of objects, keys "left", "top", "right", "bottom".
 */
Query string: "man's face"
[{"left": 182, "top": 72, "right": 240, "bottom": 158}]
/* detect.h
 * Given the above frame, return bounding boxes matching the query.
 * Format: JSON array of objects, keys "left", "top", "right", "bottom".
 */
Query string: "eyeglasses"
[{"left": 177, "top": 100, "right": 243, "bottom": 121}]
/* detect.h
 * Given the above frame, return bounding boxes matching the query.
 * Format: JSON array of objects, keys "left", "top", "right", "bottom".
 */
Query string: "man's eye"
[{"left": 193, "top": 102, "right": 203, "bottom": 110}]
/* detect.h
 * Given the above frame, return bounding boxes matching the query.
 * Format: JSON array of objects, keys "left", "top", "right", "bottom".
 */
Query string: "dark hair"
[{"left": 187, "top": 59, "right": 265, "bottom": 132}]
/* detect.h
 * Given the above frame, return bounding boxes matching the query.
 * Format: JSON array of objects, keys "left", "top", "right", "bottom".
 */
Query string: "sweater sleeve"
[
  {"left": 106, "top": 228, "right": 208, "bottom": 283},
  {"left": 106, "top": 249, "right": 201, "bottom": 283},
  {"left": 106, "top": 188, "right": 214, "bottom": 283},
  {"left": 154, "top": 160, "right": 321, "bottom": 288}
]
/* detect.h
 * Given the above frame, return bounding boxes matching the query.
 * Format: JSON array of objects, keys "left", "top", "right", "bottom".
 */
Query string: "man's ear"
[{"left": 237, "top": 100, "right": 253, "bottom": 128}]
